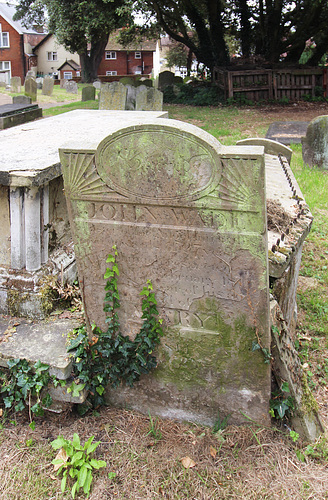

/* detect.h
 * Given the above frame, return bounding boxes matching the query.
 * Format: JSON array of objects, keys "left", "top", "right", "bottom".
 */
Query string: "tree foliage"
[
  {"left": 14, "top": 0, "right": 132, "bottom": 82},
  {"left": 133, "top": 0, "right": 328, "bottom": 73}
]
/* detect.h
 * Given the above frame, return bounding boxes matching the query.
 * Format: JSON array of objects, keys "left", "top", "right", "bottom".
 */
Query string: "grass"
[{"left": 1, "top": 100, "right": 328, "bottom": 499}]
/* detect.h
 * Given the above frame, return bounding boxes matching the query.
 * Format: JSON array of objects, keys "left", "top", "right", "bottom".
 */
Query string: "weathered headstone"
[
  {"left": 13, "top": 95, "right": 32, "bottom": 105},
  {"left": 10, "top": 77, "right": 21, "bottom": 93},
  {"left": 120, "top": 77, "right": 135, "bottom": 86},
  {"left": 93, "top": 80, "right": 101, "bottom": 90},
  {"left": 0, "top": 82, "right": 6, "bottom": 88},
  {"left": 302, "top": 115, "right": 328, "bottom": 170},
  {"left": 25, "top": 70, "right": 35, "bottom": 81},
  {"left": 65, "top": 80, "right": 78, "bottom": 94},
  {"left": 60, "top": 79, "right": 66, "bottom": 89},
  {"left": 99, "top": 82, "right": 127, "bottom": 110},
  {"left": 158, "top": 71, "right": 175, "bottom": 90},
  {"left": 125, "top": 85, "right": 147, "bottom": 110},
  {"left": 25, "top": 77, "right": 37, "bottom": 101},
  {"left": 136, "top": 79, "right": 152, "bottom": 87},
  {"left": 36, "top": 77, "right": 43, "bottom": 89},
  {"left": 60, "top": 118, "right": 270, "bottom": 426},
  {"left": 81, "top": 85, "right": 96, "bottom": 102},
  {"left": 42, "top": 76, "right": 54, "bottom": 96},
  {"left": 173, "top": 76, "right": 183, "bottom": 85},
  {"left": 135, "top": 87, "right": 163, "bottom": 111}
]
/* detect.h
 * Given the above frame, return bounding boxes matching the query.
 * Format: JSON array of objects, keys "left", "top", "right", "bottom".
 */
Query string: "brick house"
[
  {"left": 0, "top": 2, "right": 46, "bottom": 83},
  {"left": 97, "top": 32, "right": 157, "bottom": 78}
]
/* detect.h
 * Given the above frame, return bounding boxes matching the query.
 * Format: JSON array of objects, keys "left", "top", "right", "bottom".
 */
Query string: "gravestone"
[
  {"left": 60, "top": 79, "right": 66, "bottom": 89},
  {"left": 99, "top": 82, "right": 127, "bottom": 110},
  {"left": 10, "top": 77, "right": 21, "bottom": 93},
  {"left": 13, "top": 95, "right": 32, "bottom": 105},
  {"left": 82, "top": 85, "right": 96, "bottom": 102},
  {"left": 136, "top": 79, "right": 152, "bottom": 87},
  {"left": 135, "top": 87, "right": 163, "bottom": 111},
  {"left": 0, "top": 82, "right": 6, "bottom": 88},
  {"left": 158, "top": 70, "right": 175, "bottom": 90},
  {"left": 173, "top": 76, "right": 183, "bottom": 85},
  {"left": 36, "top": 77, "right": 43, "bottom": 89},
  {"left": 93, "top": 80, "right": 101, "bottom": 90},
  {"left": 125, "top": 85, "right": 147, "bottom": 110},
  {"left": 24, "top": 77, "right": 37, "bottom": 101},
  {"left": 25, "top": 70, "right": 35, "bottom": 81},
  {"left": 60, "top": 118, "right": 270, "bottom": 426},
  {"left": 302, "top": 115, "right": 328, "bottom": 170},
  {"left": 42, "top": 76, "right": 54, "bottom": 96},
  {"left": 65, "top": 80, "right": 78, "bottom": 94},
  {"left": 120, "top": 77, "right": 135, "bottom": 86}
]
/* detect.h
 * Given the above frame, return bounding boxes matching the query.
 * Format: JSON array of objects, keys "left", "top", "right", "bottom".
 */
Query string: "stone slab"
[
  {"left": 60, "top": 118, "right": 271, "bottom": 426},
  {"left": 0, "top": 106, "right": 42, "bottom": 130},
  {"left": 0, "top": 110, "right": 168, "bottom": 186},
  {"left": 0, "top": 317, "right": 79, "bottom": 379},
  {"left": 266, "top": 121, "right": 309, "bottom": 144},
  {"left": 0, "top": 103, "right": 39, "bottom": 117}
]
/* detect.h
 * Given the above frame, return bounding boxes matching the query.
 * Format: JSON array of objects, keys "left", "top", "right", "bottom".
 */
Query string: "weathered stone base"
[
  {"left": 270, "top": 299, "right": 324, "bottom": 441},
  {"left": 0, "top": 245, "right": 76, "bottom": 319},
  {"left": 0, "top": 107, "right": 42, "bottom": 130}
]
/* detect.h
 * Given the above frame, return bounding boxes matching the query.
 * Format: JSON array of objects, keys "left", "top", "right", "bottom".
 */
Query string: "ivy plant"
[
  {"left": 67, "top": 245, "right": 163, "bottom": 410},
  {"left": 269, "top": 381, "right": 296, "bottom": 419},
  {"left": 51, "top": 433, "right": 106, "bottom": 499},
  {"left": 0, "top": 358, "right": 52, "bottom": 417}
]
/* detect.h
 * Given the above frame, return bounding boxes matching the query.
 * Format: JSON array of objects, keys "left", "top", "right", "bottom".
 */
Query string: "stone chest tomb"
[{"left": 60, "top": 119, "right": 271, "bottom": 425}]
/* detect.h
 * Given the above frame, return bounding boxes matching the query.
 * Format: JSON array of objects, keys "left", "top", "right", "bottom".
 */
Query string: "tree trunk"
[{"left": 79, "top": 37, "right": 109, "bottom": 83}]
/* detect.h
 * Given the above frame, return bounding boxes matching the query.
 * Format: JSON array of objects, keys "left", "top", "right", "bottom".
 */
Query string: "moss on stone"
[
  {"left": 7, "top": 290, "right": 29, "bottom": 316},
  {"left": 301, "top": 372, "right": 319, "bottom": 415},
  {"left": 39, "top": 275, "right": 57, "bottom": 315}
]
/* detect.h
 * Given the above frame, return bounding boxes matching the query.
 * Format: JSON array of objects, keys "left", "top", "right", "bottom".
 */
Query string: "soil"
[{"left": 255, "top": 100, "right": 328, "bottom": 123}]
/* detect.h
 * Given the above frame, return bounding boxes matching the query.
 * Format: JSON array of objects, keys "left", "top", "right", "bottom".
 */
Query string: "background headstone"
[
  {"left": 120, "top": 77, "right": 135, "bottom": 86},
  {"left": 135, "top": 87, "right": 163, "bottom": 111},
  {"left": 0, "top": 82, "right": 6, "bottom": 88},
  {"left": 81, "top": 85, "right": 96, "bottom": 102},
  {"left": 25, "top": 78, "right": 37, "bottom": 101},
  {"left": 36, "top": 77, "right": 43, "bottom": 89},
  {"left": 98, "top": 82, "right": 127, "bottom": 110},
  {"left": 60, "top": 118, "right": 270, "bottom": 426},
  {"left": 13, "top": 95, "right": 32, "bottom": 105},
  {"left": 136, "top": 79, "right": 152, "bottom": 87},
  {"left": 10, "top": 77, "right": 21, "bottom": 93},
  {"left": 42, "top": 76, "right": 54, "bottom": 96},
  {"left": 93, "top": 81, "right": 101, "bottom": 90},
  {"left": 60, "top": 79, "right": 66, "bottom": 88},
  {"left": 65, "top": 80, "right": 78, "bottom": 94},
  {"left": 158, "top": 71, "right": 175, "bottom": 90},
  {"left": 302, "top": 115, "right": 328, "bottom": 170}
]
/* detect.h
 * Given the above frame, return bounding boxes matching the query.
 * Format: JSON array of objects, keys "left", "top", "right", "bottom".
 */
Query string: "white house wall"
[{"left": 34, "top": 36, "right": 80, "bottom": 76}]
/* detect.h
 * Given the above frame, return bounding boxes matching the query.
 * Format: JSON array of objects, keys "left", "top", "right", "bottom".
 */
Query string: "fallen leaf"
[
  {"left": 50, "top": 474, "right": 56, "bottom": 480},
  {"left": 0, "top": 408, "right": 3, "bottom": 417},
  {"left": 58, "top": 311, "right": 73, "bottom": 319},
  {"left": 53, "top": 447, "right": 68, "bottom": 471},
  {"left": 181, "top": 456, "right": 196, "bottom": 469},
  {"left": 210, "top": 446, "right": 217, "bottom": 458}
]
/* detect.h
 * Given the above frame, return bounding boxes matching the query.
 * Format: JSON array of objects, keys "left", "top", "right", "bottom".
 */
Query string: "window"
[
  {"left": 0, "top": 32, "right": 9, "bottom": 48},
  {"left": 105, "top": 51, "right": 116, "bottom": 60},
  {"left": 135, "top": 51, "right": 141, "bottom": 59},
  {"left": 63, "top": 71, "right": 73, "bottom": 79},
  {"left": 106, "top": 71, "right": 117, "bottom": 76},
  {"left": 76, "top": 71, "right": 80, "bottom": 77},
  {"left": 47, "top": 51, "right": 57, "bottom": 61},
  {"left": 0, "top": 61, "right": 10, "bottom": 70}
]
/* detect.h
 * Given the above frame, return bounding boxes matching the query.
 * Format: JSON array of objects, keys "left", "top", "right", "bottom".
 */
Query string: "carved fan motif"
[
  {"left": 218, "top": 157, "right": 261, "bottom": 210},
  {"left": 62, "top": 152, "right": 111, "bottom": 198}
]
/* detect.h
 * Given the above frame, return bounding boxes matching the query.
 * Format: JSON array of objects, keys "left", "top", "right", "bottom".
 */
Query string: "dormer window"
[{"left": 135, "top": 52, "right": 141, "bottom": 59}]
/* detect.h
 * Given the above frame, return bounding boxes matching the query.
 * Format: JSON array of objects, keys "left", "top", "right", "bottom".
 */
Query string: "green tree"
[
  {"left": 131, "top": 0, "right": 328, "bottom": 74},
  {"left": 14, "top": 0, "right": 132, "bottom": 82}
]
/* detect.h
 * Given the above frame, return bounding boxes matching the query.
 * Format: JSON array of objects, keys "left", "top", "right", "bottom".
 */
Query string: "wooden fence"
[{"left": 214, "top": 67, "right": 324, "bottom": 102}]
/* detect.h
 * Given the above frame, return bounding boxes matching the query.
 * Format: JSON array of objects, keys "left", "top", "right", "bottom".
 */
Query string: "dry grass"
[{"left": 0, "top": 407, "right": 328, "bottom": 500}]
